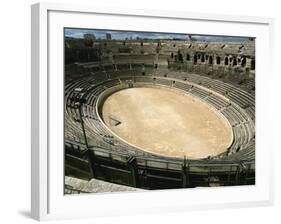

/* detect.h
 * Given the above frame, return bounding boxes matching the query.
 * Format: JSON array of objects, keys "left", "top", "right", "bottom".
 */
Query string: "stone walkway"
[{"left": 65, "top": 176, "right": 143, "bottom": 194}]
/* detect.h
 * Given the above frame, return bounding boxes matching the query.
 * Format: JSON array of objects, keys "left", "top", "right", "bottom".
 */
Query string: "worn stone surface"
[{"left": 65, "top": 176, "right": 143, "bottom": 194}]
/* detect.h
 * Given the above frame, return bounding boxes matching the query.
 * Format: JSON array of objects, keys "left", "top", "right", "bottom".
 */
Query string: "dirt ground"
[{"left": 101, "top": 87, "right": 232, "bottom": 159}]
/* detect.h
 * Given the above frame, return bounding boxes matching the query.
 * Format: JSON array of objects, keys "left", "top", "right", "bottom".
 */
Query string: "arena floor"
[{"left": 101, "top": 87, "right": 233, "bottom": 159}]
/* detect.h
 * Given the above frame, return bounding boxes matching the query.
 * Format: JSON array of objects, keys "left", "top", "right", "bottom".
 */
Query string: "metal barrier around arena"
[{"left": 65, "top": 140, "right": 255, "bottom": 189}]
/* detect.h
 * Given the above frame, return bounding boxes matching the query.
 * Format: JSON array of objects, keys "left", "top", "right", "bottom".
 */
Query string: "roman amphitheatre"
[{"left": 64, "top": 30, "right": 255, "bottom": 193}]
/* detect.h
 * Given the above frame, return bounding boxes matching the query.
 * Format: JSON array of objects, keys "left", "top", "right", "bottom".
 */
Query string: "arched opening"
[
  {"left": 233, "top": 58, "right": 237, "bottom": 66},
  {"left": 171, "top": 53, "right": 174, "bottom": 58},
  {"left": 178, "top": 51, "right": 183, "bottom": 63},
  {"left": 201, "top": 55, "right": 205, "bottom": 63},
  {"left": 241, "top": 57, "right": 246, "bottom": 67},
  {"left": 209, "top": 56, "right": 213, "bottom": 65},
  {"left": 193, "top": 55, "right": 197, "bottom": 64},
  {"left": 186, "top": 54, "right": 190, "bottom": 61},
  {"left": 224, "top": 57, "right": 229, "bottom": 65},
  {"left": 216, "top": 56, "right": 221, "bottom": 65},
  {"left": 251, "top": 59, "right": 255, "bottom": 70}
]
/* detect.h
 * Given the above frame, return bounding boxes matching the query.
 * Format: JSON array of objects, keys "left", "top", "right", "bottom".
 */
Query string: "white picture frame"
[{"left": 31, "top": 2, "right": 274, "bottom": 221}]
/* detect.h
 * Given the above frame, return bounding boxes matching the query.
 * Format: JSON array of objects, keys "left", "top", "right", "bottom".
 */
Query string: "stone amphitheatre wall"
[
  {"left": 65, "top": 38, "right": 255, "bottom": 81},
  {"left": 169, "top": 41, "right": 255, "bottom": 80}
]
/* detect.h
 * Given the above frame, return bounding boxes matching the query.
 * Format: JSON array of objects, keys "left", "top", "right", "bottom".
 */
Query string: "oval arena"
[
  {"left": 65, "top": 38, "right": 255, "bottom": 190},
  {"left": 101, "top": 86, "right": 233, "bottom": 159}
]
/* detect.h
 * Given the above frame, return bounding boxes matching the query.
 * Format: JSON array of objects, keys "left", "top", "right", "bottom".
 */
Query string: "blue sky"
[{"left": 65, "top": 28, "right": 249, "bottom": 42}]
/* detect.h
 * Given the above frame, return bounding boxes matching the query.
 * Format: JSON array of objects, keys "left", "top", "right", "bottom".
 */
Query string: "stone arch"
[
  {"left": 224, "top": 57, "right": 229, "bottom": 65},
  {"left": 209, "top": 56, "right": 213, "bottom": 65},
  {"left": 201, "top": 55, "right": 205, "bottom": 63},
  {"left": 193, "top": 55, "right": 197, "bottom": 64},
  {"left": 216, "top": 56, "right": 221, "bottom": 64}
]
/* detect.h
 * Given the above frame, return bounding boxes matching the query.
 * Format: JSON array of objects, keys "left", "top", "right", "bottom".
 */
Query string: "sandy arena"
[{"left": 101, "top": 87, "right": 233, "bottom": 159}]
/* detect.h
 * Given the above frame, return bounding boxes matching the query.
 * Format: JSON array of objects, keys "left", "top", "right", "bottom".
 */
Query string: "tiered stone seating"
[
  {"left": 173, "top": 81, "right": 192, "bottom": 92},
  {"left": 103, "top": 79, "right": 121, "bottom": 89},
  {"left": 221, "top": 109, "right": 238, "bottom": 126},
  {"left": 228, "top": 140, "right": 255, "bottom": 160},
  {"left": 65, "top": 59, "right": 255, "bottom": 162},
  {"left": 206, "top": 95, "right": 229, "bottom": 110},
  {"left": 89, "top": 71, "right": 108, "bottom": 83},
  {"left": 245, "top": 106, "right": 255, "bottom": 121},
  {"left": 134, "top": 76, "right": 153, "bottom": 83},
  {"left": 189, "top": 86, "right": 211, "bottom": 99},
  {"left": 116, "top": 63, "right": 130, "bottom": 71},
  {"left": 113, "top": 54, "right": 155, "bottom": 65},
  {"left": 154, "top": 78, "right": 172, "bottom": 87},
  {"left": 108, "top": 70, "right": 133, "bottom": 79}
]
